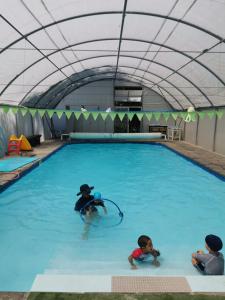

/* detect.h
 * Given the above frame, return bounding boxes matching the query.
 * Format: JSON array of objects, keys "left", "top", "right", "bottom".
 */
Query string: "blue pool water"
[{"left": 0, "top": 143, "right": 225, "bottom": 291}]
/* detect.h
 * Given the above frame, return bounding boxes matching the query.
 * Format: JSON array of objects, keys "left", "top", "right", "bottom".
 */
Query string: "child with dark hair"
[
  {"left": 192, "top": 234, "right": 224, "bottom": 275},
  {"left": 128, "top": 235, "right": 160, "bottom": 269}
]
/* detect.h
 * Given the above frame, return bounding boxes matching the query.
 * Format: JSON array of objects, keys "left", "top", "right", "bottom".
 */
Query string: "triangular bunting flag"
[
  {"left": 11, "top": 107, "right": 19, "bottom": 114},
  {"left": 153, "top": 112, "right": 161, "bottom": 121},
  {"left": 65, "top": 111, "right": 72, "bottom": 119},
  {"left": 162, "top": 112, "right": 170, "bottom": 122},
  {"left": 145, "top": 112, "right": 152, "bottom": 121},
  {"left": 56, "top": 110, "right": 64, "bottom": 119},
  {"left": 136, "top": 112, "right": 144, "bottom": 121},
  {"left": 198, "top": 111, "right": 206, "bottom": 120},
  {"left": 38, "top": 109, "right": 46, "bottom": 118},
  {"left": 74, "top": 111, "right": 81, "bottom": 120},
  {"left": 29, "top": 109, "right": 37, "bottom": 117},
  {"left": 47, "top": 110, "right": 55, "bottom": 119},
  {"left": 207, "top": 110, "right": 215, "bottom": 119},
  {"left": 108, "top": 112, "right": 116, "bottom": 121},
  {"left": 128, "top": 112, "right": 135, "bottom": 121},
  {"left": 179, "top": 112, "right": 187, "bottom": 120},
  {"left": 216, "top": 109, "right": 224, "bottom": 119},
  {"left": 118, "top": 112, "right": 125, "bottom": 121},
  {"left": 190, "top": 112, "right": 196, "bottom": 122},
  {"left": 91, "top": 112, "right": 99, "bottom": 121},
  {"left": 2, "top": 106, "right": 10, "bottom": 113},
  {"left": 83, "top": 112, "right": 90, "bottom": 120},
  {"left": 100, "top": 112, "right": 108, "bottom": 121},
  {"left": 20, "top": 108, "right": 28, "bottom": 117},
  {"left": 171, "top": 112, "right": 178, "bottom": 121}
]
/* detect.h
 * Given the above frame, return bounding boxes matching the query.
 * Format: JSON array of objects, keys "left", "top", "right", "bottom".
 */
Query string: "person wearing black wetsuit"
[{"left": 74, "top": 184, "right": 105, "bottom": 215}]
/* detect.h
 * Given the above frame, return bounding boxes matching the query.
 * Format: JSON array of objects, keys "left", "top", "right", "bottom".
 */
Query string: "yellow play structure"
[{"left": 9, "top": 134, "right": 32, "bottom": 152}]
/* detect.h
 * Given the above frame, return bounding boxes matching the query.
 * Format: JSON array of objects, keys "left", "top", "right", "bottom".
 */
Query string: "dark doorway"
[
  {"left": 113, "top": 85, "right": 143, "bottom": 133},
  {"left": 114, "top": 108, "right": 128, "bottom": 133},
  {"left": 129, "top": 107, "right": 141, "bottom": 133},
  {"left": 113, "top": 107, "right": 141, "bottom": 133}
]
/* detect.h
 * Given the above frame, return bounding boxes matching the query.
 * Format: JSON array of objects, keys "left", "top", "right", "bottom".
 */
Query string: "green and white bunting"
[
  {"left": 2, "top": 106, "right": 10, "bottom": 113},
  {"left": 162, "top": 112, "right": 170, "bottom": 122},
  {"left": 11, "top": 107, "right": 19, "bottom": 114},
  {"left": 216, "top": 110, "right": 224, "bottom": 119},
  {"left": 136, "top": 112, "right": 144, "bottom": 121},
  {"left": 29, "top": 109, "right": 37, "bottom": 117},
  {"left": 128, "top": 112, "right": 135, "bottom": 121},
  {"left": 56, "top": 110, "right": 64, "bottom": 119},
  {"left": 118, "top": 112, "right": 125, "bottom": 121},
  {"left": 65, "top": 111, "right": 72, "bottom": 119},
  {"left": 207, "top": 110, "right": 216, "bottom": 119},
  {"left": 198, "top": 111, "right": 206, "bottom": 120},
  {"left": 145, "top": 112, "right": 152, "bottom": 121},
  {"left": 100, "top": 112, "right": 108, "bottom": 121},
  {"left": 47, "top": 110, "right": 55, "bottom": 118},
  {"left": 74, "top": 111, "right": 81, "bottom": 120},
  {"left": 153, "top": 112, "right": 161, "bottom": 121},
  {"left": 179, "top": 112, "right": 187, "bottom": 119},
  {"left": 108, "top": 112, "right": 116, "bottom": 121},
  {"left": 38, "top": 109, "right": 46, "bottom": 118},
  {"left": 92, "top": 112, "right": 99, "bottom": 121},
  {"left": 82, "top": 112, "right": 90, "bottom": 120},
  {"left": 20, "top": 108, "right": 28, "bottom": 117},
  {"left": 0, "top": 104, "right": 225, "bottom": 124},
  {"left": 171, "top": 112, "right": 179, "bottom": 121}
]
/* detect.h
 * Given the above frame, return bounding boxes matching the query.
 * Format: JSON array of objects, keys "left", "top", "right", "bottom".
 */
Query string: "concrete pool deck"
[
  {"left": 1, "top": 139, "right": 225, "bottom": 295},
  {"left": 162, "top": 141, "right": 225, "bottom": 179},
  {"left": 0, "top": 140, "right": 63, "bottom": 191}
]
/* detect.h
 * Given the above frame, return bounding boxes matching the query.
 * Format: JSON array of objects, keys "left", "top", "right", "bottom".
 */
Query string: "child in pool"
[{"left": 128, "top": 235, "right": 160, "bottom": 269}]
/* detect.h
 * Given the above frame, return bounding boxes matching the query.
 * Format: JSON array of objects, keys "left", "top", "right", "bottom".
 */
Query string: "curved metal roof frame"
[
  {"left": 38, "top": 70, "right": 184, "bottom": 109},
  {"left": 35, "top": 65, "right": 194, "bottom": 109},
  {"left": 20, "top": 54, "right": 211, "bottom": 108},
  {"left": 1, "top": 11, "right": 224, "bottom": 55},
  {"left": 60, "top": 76, "right": 185, "bottom": 111},
  {"left": 1, "top": 7, "right": 225, "bottom": 108},
  {"left": 49, "top": 75, "right": 176, "bottom": 110},
  {"left": 2, "top": 37, "right": 221, "bottom": 105}
]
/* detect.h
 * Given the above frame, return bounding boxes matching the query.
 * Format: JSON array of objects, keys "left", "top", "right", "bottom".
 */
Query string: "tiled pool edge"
[{"left": 0, "top": 142, "right": 65, "bottom": 193}]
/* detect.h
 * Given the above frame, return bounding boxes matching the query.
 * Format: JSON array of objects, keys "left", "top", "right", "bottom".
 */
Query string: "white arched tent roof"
[{"left": 1, "top": 0, "right": 225, "bottom": 110}]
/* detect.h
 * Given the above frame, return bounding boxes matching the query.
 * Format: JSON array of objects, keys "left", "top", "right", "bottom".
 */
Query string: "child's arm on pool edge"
[{"left": 128, "top": 254, "right": 138, "bottom": 269}]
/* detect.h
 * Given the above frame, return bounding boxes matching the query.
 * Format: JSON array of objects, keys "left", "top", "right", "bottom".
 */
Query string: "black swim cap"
[{"left": 205, "top": 234, "right": 223, "bottom": 252}]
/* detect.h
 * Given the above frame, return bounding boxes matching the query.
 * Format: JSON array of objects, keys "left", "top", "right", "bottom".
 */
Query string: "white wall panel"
[{"left": 215, "top": 115, "right": 225, "bottom": 155}]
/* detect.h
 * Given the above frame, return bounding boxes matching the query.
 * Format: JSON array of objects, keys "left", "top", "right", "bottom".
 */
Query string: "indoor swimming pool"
[{"left": 0, "top": 143, "right": 225, "bottom": 291}]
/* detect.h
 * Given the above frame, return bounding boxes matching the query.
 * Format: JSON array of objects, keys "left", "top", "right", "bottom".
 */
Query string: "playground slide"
[
  {"left": 20, "top": 135, "right": 32, "bottom": 151},
  {"left": 9, "top": 134, "right": 32, "bottom": 151}
]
